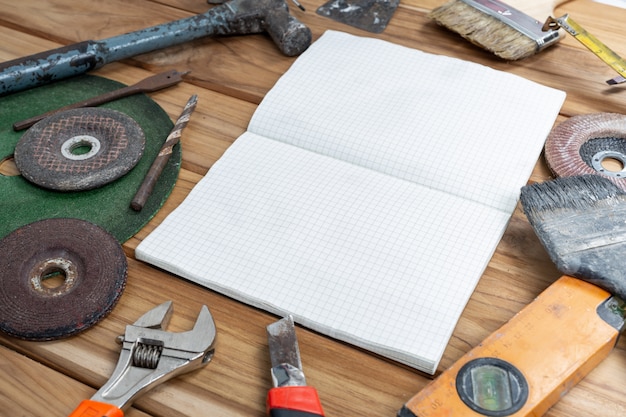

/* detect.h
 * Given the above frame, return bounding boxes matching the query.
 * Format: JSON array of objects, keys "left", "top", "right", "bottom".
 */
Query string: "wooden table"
[{"left": 2, "top": 0, "right": 626, "bottom": 415}]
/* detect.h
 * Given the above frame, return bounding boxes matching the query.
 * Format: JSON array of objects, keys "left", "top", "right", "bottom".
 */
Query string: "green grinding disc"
[{"left": 0, "top": 75, "right": 181, "bottom": 242}]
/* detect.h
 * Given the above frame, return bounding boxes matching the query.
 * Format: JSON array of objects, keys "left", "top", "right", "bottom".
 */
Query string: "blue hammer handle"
[{"left": 0, "top": 0, "right": 311, "bottom": 96}]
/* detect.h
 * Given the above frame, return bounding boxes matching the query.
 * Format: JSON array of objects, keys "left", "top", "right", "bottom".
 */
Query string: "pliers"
[
  {"left": 266, "top": 315, "right": 324, "bottom": 417},
  {"left": 68, "top": 300, "right": 216, "bottom": 417}
]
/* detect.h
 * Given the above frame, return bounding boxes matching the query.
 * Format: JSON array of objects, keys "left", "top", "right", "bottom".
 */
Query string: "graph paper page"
[
  {"left": 137, "top": 133, "right": 511, "bottom": 373},
  {"left": 136, "top": 31, "right": 566, "bottom": 373},
  {"left": 249, "top": 31, "right": 565, "bottom": 214}
]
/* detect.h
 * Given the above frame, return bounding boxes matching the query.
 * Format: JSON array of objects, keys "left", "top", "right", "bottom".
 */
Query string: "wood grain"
[
  {"left": 0, "top": 345, "right": 151, "bottom": 416},
  {"left": 2, "top": 0, "right": 626, "bottom": 415}
]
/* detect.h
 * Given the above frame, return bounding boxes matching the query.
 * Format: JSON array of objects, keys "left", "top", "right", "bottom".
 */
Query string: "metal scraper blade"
[
  {"left": 316, "top": 0, "right": 400, "bottom": 33},
  {"left": 267, "top": 315, "right": 302, "bottom": 370},
  {"left": 267, "top": 315, "right": 307, "bottom": 387}
]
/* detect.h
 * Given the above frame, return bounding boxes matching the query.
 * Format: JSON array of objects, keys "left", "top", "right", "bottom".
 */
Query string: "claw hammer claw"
[{"left": 68, "top": 301, "right": 216, "bottom": 417}]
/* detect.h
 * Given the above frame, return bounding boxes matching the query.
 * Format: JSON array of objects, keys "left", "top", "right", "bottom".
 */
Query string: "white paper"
[{"left": 136, "top": 31, "right": 565, "bottom": 373}]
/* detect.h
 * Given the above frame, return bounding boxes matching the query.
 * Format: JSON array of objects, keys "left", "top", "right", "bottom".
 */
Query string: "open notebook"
[{"left": 136, "top": 30, "right": 565, "bottom": 374}]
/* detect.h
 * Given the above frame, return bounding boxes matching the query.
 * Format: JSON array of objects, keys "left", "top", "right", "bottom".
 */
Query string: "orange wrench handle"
[{"left": 69, "top": 399, "right": 124, "bottom": 417}]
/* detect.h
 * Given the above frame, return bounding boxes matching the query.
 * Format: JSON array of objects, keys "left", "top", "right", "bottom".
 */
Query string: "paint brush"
[
  {"left": 428, "top": 0, "right": 567, "bottom": 60},
  {"left": 520, "top": 174, "right": 626, "bottom": 299}
]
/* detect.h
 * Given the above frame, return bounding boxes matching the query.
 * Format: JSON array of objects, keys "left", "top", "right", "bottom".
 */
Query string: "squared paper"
[{"left": 136, "top": 31, "right": 566, "bottom": 374}]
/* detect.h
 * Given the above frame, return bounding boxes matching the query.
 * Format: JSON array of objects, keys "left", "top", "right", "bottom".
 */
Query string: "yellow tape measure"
[{"left": 543, "top": 14, "right": 626, "bottom": 85}]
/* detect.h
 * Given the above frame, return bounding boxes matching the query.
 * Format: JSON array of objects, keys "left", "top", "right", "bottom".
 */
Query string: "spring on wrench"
[{"left": 132, "top": 340, "right": 163, "bottom": 369}]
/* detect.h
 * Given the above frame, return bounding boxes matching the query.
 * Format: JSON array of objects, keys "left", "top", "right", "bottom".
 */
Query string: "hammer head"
[{"left": 209, "top": 0, "right": 312, "bottom": 56}]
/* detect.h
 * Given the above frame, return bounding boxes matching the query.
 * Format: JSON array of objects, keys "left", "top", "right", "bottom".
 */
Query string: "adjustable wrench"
[{"left": 68, "top": 301, "right": 216, "bottom": 417}]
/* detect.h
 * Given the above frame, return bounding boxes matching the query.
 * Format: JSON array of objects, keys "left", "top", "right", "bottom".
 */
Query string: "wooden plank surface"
[
  {"left": 1, "top": 0, "right": 626, "bottom": 416},
  {"left": 0, "top": 345, "right": 152, "bottom": 416}
]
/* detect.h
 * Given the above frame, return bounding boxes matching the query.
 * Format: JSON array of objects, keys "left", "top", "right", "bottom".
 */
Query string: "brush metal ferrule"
[{"left": 459, "top": 0, "right": 562, "bottom": 51}]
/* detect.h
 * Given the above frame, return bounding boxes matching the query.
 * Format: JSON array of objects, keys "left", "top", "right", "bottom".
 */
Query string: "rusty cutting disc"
[
  {"left": 0, "top": 218, "right": 127, "bottom": 341},
  {"left": 544, "top": 113, "right": 626, "bottom": 191},
  {"left": 14, "top": 107, "right": 145, "bottom": 191}
]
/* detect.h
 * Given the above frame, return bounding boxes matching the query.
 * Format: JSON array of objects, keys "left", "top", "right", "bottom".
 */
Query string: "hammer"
[{"left": 0, "top": 0, "right": 311, "bottom": 96}]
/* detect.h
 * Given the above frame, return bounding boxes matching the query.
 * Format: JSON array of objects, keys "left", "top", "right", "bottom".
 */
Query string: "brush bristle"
[
  {"left": 520, "top": 175, "right": 626, "bottom": 217},
  {"left": 520, "top": 175, "right": 626, "bottom": 300},
  {"left": 428, "top": 0, "right": 538, "bottom": 60}
]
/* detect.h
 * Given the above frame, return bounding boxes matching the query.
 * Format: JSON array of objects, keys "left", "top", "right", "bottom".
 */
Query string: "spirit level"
[{"left": 399, "top": 276, "right": 625, "bottom": 416}]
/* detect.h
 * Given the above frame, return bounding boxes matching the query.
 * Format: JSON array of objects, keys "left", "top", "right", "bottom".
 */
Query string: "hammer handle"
[{"left": 0, "top": 0, "right": 311, "bottom": 97}]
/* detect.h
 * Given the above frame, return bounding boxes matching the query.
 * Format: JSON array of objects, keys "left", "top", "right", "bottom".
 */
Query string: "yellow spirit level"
[{"left": 399, "top": 276, "right": 625, "bottom": 416}]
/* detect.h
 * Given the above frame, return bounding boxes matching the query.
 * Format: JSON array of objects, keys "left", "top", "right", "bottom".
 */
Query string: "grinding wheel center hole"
[
  {"left": 61, "top": 135, "right": 101, "bottom": 161},
  {"left": 30, "top": 259, "right": 78, "bottom": 296},
  {"left": 592, "top": 150, "right": 626, "bottom": 178},
  {"left": 0, "top": 156, "right": 20, "bottom": 176},
  {"left": 41, "top": 268, "right": 68, "bottom": 290},
  {"left": 72, "top": 144, "right": 92, "bottom": 155},
  {"left": 601, "top": 157, "right": 624, "bottom": 172}
]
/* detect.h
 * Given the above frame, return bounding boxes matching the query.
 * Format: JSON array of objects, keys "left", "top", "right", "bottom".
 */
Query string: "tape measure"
[
  {"left": 543, "top": 14, "right": 626, "bottom": 85},
  {"left": 399, "top": 276, "right": 625, "bottom": 417}
]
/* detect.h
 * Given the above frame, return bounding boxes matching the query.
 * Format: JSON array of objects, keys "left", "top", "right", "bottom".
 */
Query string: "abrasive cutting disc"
[
  {"left": 0, "top": 218, "right": 127, "bottom": 341},
  {"left": 545, "top": 113, "right": 626, "bottom": 190},
  {"left": 0, "top": 74, "right": 181, "bottom": 243},
  {"left": 14, "top": 107, "right": 145, "bottom": 191}
]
